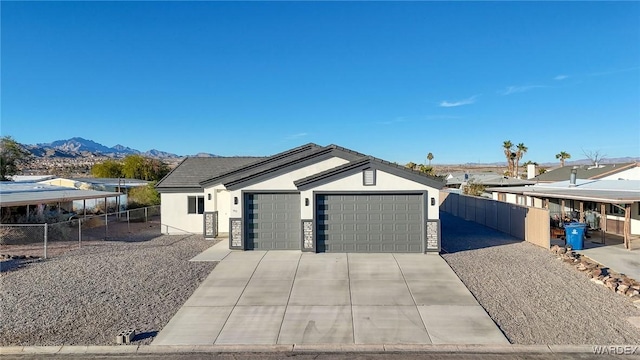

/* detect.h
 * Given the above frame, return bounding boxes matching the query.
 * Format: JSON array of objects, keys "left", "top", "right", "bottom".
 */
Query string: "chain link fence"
[{"left": 0, "top": 205, "right": 161, "bottom": 259}]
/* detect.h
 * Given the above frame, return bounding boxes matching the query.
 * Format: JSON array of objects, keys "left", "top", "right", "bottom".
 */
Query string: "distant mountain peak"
[
  {"left": 27, "top": 137, "right": 208, "bottom": 159},
  {"left": 193, "top": 152, "right": 219, "bottom": 158},
  {"left": 112, "top": 144, "right": 140, "bottom": 153}
]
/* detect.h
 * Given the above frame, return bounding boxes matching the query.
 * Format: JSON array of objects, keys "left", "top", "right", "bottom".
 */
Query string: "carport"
[
  {"left": 489, "top": 183, "right": 639, "bottom": 250},
  {"left": 526, "top": 188, "right": 637, "bottom": 250},
  {"left": 0, "top": 182, "right": 122, "bottom": 222}
]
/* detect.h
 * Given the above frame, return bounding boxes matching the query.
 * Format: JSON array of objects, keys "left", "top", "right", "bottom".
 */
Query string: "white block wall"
[{"left": 160, "top": 192, "right": 205, "bottom": 234}]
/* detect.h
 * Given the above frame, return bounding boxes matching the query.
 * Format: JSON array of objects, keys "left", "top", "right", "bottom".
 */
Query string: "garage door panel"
[
  {"left": 246, "top": 193, "right": 300, "bottom": 250},
  {"left": 356, "top": 203, "right": 368, "bottom": 211},
  {"left": 317, "top": 194, "right": 423, "bottom": 253},
  {"left": 408, "top": 213, "right": 422, "bottom": 221}
]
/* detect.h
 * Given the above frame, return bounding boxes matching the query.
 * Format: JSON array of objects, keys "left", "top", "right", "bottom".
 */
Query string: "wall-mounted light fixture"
[
  {"left": 431, "top": 197, "right": 436, "bottom": 206},
  {"left": 208, "top": 193, "right": 212, "bottom": 200},
  {"left": 234, "top": 197, "right": 238, "bottom": 205},
  {"left": 305, "top": 198, "right": 309, "bottom": 206}
]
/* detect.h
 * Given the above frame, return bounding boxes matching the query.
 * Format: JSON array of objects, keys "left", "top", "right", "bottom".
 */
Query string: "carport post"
[
  {"left": 600, "top": 203, "right": 606, "bottom": 244},
  {"left": 105, "top": 197, "right": 108, "bottom": 240},
  {"left": 127, "top": 210, "right": 130, "bottom": 233},
  {"left": 624, "top": 204, "right": 631, "bottom": 250},
  {"left": 78, "top": 218, "right": 82, "bottom": 248},
  {"left": 145, "top": 207, "right": 148, "bottom": 222},
  {"left": 43, "top": 223, "right": 48, "bottom": 259},
  {"left": 579, "top": 201, "right": 584, "bottom": 222}
]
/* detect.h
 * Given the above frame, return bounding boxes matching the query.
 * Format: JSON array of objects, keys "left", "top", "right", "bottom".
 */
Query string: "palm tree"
[
  {"left": 503, "top": 140, "right": 514, "bottom": 177},
  {"left": 427, "top": 153, "right": 434, "bottom": 166},
  {"left": 555, "top": 151, "right": 571, "bottom": 167},
  {"left": 514, "top": 143, "right": 528, "bottom": 178}
]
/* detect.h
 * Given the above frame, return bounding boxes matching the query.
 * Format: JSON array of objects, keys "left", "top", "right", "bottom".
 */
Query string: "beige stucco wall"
[
  {"left": 160, "top": 192, "right": 204, "bottom": 234},
  {"left": 228, "top": 157, "right": 350, "bottom": 218},
  {"left": 299, "top": 169, "right": 440, "bottom": 220}
]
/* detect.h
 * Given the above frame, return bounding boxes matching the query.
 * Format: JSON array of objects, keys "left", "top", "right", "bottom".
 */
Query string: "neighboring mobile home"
[
  {"left": 155, "top": 143, "right": 445, "bottom": 253},
  {"left": 488, "top": 179, "right": 640, "bottom": 249}
]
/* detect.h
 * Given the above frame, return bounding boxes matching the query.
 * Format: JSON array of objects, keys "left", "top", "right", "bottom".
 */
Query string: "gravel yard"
[
  {"left": 440, "top": 212, "right": 640, "bottom": 345},
  {"left": 0, "top": 223, "right": 216, "bottom": 346}
]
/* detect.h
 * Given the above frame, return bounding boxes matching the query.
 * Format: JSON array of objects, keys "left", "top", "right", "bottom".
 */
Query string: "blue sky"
[{"left": 1, "top": 1, "right": 639, "bottom": 165}]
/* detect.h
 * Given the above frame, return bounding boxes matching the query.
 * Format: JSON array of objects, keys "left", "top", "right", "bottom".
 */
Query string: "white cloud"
[
  {"left": 439, "top": 95, "right": 478, "bottom": 108},
  {"left": 286, "top": 132, "right": 308, "bottom": 139},
  {"left": 554, "top": 75, "right": 568, "bottom": 80},
  {"left": 499, "top": 85, "right": 546, "bottom": 95}
]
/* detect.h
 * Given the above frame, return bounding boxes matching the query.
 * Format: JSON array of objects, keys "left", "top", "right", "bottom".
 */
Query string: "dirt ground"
[{"left": 0, "top": 217, "right": 163, "bottom": 264}]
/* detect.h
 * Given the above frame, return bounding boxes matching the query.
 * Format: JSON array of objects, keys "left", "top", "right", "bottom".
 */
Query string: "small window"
[
  {"left": 188, "top": 196, "right": 205, "bottom": 214},
  {"left": 363, "top": 169, "right": 376, "bottom": 186},
  {"left": 608, "top": 204, "right": 624, "bottom": 216}
]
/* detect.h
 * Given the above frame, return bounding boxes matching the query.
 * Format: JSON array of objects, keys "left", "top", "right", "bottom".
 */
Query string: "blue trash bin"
[{"left": 565, "top": 223, "right": 587, "bottom": 250}]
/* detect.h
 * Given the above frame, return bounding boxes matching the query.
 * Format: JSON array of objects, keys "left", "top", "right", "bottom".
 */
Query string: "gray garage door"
[
  {"left": 245, "top": 193, "right": 301, "bottom": 250},
  {"left": 316, "top": 194, "right": 423, "bottom": 253}
]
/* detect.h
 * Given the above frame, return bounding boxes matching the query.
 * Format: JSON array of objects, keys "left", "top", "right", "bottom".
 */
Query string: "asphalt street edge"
[{"left": 2, "top": 344, "right": 639, "bottom": 355}]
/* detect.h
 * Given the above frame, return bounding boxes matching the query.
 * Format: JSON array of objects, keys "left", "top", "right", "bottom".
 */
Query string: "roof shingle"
[{"left": 155, "top": 157, "right": 263, "bottom": 191}]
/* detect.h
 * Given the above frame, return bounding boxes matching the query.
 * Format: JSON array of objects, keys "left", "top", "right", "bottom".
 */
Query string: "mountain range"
[
  {"left": 21, "top": 137, "right": 638, "bottom": 166},
  {"left": 25, "top": 137, "right": 217, "bottom": 159}
]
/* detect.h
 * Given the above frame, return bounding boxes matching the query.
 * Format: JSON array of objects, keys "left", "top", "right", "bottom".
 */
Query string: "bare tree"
[{"left": 582, "top": 149, "right": 607, "bottom": 166}]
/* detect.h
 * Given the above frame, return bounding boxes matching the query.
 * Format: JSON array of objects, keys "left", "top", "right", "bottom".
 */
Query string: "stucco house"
[{"left": 155, "top": 143, "right": 444, "bottom": 253}]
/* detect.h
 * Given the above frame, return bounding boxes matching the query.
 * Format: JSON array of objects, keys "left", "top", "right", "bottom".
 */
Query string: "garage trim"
[{"left": 312, "top": 190, "right": 428, "bottom": 253}]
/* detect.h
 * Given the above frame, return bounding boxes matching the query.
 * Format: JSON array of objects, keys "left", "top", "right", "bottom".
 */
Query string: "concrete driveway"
[{"left": 152, "top": 243, "right": 508, "bottom": 345}]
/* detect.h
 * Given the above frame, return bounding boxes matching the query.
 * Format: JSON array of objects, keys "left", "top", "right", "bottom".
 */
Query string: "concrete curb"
[{"left": 0, "top": 344, "right": 638, "bottom": 355}]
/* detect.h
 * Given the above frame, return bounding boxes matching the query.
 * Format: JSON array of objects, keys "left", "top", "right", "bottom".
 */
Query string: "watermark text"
[{"left": 593, "top": 346, "right": 639, "bottom": 355}]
